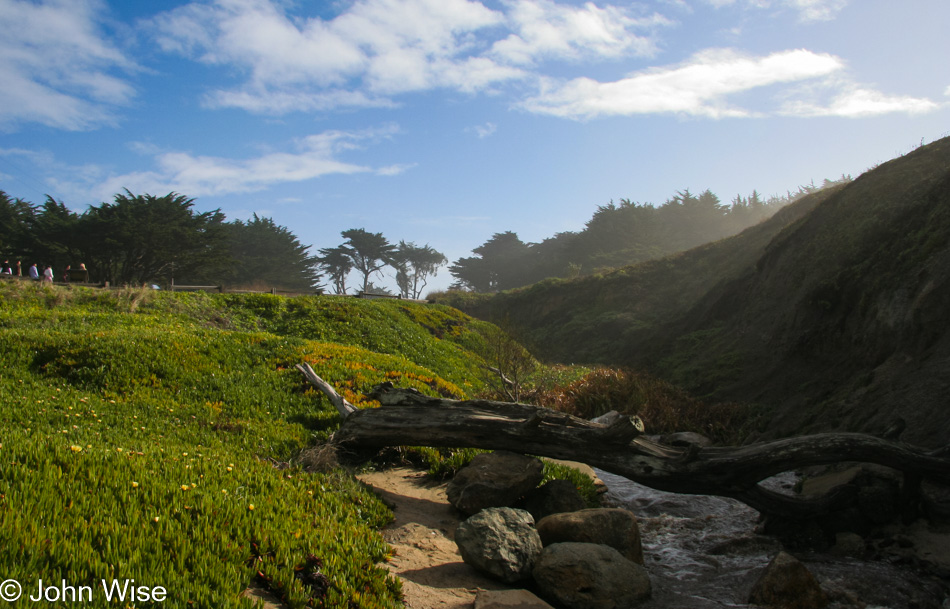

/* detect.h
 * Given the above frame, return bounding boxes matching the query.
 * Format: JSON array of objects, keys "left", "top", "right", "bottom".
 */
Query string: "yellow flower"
[
  {"left": 70, "top": 445, "right": 83, "bottom": 452},
  {"left": 226, "top": 467, "right": 233, "bottom": 472},
  {"left": 180, "top": 485, "right": 190, "bottom": 491},
  {"left": 131, "top": 481, "right": 139, "bottom": 488},
  {"left": 153, "top": 516, "right": 160, "bottom": 522},
  {"left": 248, "top": 504, "right": 255, "bottom": 511}
]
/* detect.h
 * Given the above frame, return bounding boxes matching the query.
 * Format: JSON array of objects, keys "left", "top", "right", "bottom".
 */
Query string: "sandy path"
[{"left": 357, "top": 467, "right": 507, "bottom": 609}]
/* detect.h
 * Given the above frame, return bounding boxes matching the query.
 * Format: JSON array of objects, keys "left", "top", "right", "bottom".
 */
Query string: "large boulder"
[
  {"left": 455, "top": 507, "right": 542, "bottom": 583},
  {"left": 520, "top": 479, "right": 588, "bottom": 521},
  {"left": 536, "top": 508, "right": 643, "bottom": 564},
  {"left": 748, "top": 551, "right": 828, "bottom": 609},
  {"left": 448, "top": 451, "right": 545, "bottom": 516},
  {"left": 474, "top": 589, "right": 556, "bottom": 609},
  {"left": 532, "top": 542, "right": 651, "bottom": 609}
]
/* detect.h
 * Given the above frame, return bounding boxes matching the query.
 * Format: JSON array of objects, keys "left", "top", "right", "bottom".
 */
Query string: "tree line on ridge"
[{"left": 0, "top": 190, "right": 445, "bottom": 296}]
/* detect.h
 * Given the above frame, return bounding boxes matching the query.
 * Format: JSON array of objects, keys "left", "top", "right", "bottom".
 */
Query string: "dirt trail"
[{"left": 356, "top": 467, "right": 506, "bottom": 609}]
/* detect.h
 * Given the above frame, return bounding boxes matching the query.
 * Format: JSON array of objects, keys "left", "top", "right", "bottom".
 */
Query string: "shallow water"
[{"left": 596, "top": 469, "right": 948, "bottom": 609}]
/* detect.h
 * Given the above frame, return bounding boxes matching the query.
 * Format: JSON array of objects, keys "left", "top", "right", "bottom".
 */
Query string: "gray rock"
[
  {"left": 829, "top": 532, "right": 865, "bottom": 558},
  {"left": 474, "top": 589, "right": 555, "bottom": 609},
  {"left": 447, "top": 451, "right": 545, "bottom": 516},
  {"left": 536, "top": 508, "right": 643, "bottom": 564},
  {"left": 520, "top": 479, "right": 588, "bottom": 521},
  {"left": 455, "top": 507, "right": 542, "bottom": 583},
  {"left": 532, "top": 542, "right": 651, "bottom": 609},
  {"left": 749, "top": 551, "right": 828, "bottom": 609}
]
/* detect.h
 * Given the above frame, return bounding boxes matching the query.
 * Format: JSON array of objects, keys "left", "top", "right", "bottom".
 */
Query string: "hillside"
[
  {"left": 442, "top": 184, "right": 838, "bottom": 364},
  {"left": 445, "top": 137, "right": 950, "bottom": 447},
  {"left": 0, "top": 283, "right": 502, "bottom": 608}
]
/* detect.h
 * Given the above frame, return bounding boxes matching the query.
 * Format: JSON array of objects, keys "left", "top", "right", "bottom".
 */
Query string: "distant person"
[
  {"left": 43, "top": 265, "right": 53, "bottom": 283},
  {"left": 78, "top": 263, "right": 88, "bottom": 282},
  {"left": 1, "top": 260, "right": 11, "bottom": 275},
  {"left": 16, "top": 261, "right": 22, "bottom": 277},
  {"left": 29, "top": 263, "right": 39, "bottom": 280},
  {"left": 64, "top": 265, "right": 71, "bottom": 282}
]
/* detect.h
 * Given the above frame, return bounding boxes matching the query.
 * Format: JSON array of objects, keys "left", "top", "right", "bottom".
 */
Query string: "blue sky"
[{"left": 1, "top": 0, "right": 948, "bottom": 293}]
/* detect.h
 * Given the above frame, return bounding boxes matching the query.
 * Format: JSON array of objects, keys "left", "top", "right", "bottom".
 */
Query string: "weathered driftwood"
[{"left": 296, "top": 364, "right": 950, "bottom": 519}]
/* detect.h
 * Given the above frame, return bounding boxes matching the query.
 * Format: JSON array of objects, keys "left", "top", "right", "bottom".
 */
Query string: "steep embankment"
[
  {"left": 644, "top": 137, "right": 950, "bottom": 447},
  {"left": 452, "top": 137, "right": 950, "bottom": 447}
]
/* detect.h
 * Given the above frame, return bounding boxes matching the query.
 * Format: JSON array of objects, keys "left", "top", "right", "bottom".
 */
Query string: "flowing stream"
[{"left": 595, "top": 469, "right": 949, "bottom": 609}]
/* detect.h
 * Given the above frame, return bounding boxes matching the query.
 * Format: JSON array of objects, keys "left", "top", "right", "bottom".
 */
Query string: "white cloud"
[
  {"left": 148, "top": 0, "right": 523, "bottom": 112},
  {"left": 0, "top": 0, "right": 137, "bottom": 131},
  {"left": 91, "top": 127, "right": 401, "bottom": 200},
  {"left": 520, "top": 48, "right": 842, "bottom": 119},
  {"left": 781, "top": 86, "right": 939, "bottom": 118},
  {"left": 147, "top": 0, "right": 666, "bottom": 113},
  {"left": 490, "top": 0, "right": 668, "bottom": 66}
]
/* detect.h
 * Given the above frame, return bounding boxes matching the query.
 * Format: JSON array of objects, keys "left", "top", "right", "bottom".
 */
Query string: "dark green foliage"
[
  {"left": 221, "top": 214, "right": 322, "bottom": 292},
  {"left": 0, "top": 189, "right": 326, "bottom": 292},
  {"left": 78, "top": 191, "right": 229, "bottom": 285}
]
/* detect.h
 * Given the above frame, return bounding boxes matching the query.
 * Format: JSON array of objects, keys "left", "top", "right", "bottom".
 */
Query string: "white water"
[{"left": 596, "top": 469, "right": 948, "bottom": 609}]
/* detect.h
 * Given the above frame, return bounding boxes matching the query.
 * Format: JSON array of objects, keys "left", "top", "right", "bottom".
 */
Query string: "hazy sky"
[{"left": 1, "top": 0, "right": 947, "bottom": 292}]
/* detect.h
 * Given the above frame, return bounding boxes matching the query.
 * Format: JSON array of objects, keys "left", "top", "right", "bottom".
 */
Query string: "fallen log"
[{"left": 296, "top": 364, "right": 950, "bottom": 519}]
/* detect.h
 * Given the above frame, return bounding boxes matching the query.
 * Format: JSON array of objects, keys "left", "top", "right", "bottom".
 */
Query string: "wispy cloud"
[
  {"left": 376, "top": 163, "right": 418, "bottom": 176},
  {"left": 468, "top": 122, "right": 498, "bottom": 138},
  {"left": 520, "top": 48, "right": 843, "bottom": 119},
  {"left": 0, "top": 0, "right": 137, "bottom": 131},
  {"left": 781, "top": 84, "right": 939, "bottom": 118},
  {"left": 90, "top": 127, "right": 400, "bottom": 200},
  {"left": 701, "top": 0, "right": 848, "bottom": 22}
]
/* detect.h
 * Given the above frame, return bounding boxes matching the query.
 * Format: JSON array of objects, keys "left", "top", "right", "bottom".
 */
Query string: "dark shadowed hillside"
[{"left": 445, "top": 137, "right": 950, "bottom": 447}]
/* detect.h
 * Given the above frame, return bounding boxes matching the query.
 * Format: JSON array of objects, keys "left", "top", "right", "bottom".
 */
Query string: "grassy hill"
[
  {"left": 0, "top": 283, "right": 506, "bottom": 608},
  {"left": 442, "top": 137, "right": 950, "bottom": 447}
]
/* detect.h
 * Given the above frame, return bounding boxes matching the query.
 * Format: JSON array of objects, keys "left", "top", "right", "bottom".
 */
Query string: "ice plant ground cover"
[{"left": 0, "top": 281, "right": 552, "bottom": 608}]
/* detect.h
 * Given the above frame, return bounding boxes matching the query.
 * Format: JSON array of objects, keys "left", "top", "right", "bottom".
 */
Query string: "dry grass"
[
  {"left": 533, "top": 367, "right": 760, "bottom": 445},
  {"left": 297, "top": 442, "right": 340, "bottom": 473}
]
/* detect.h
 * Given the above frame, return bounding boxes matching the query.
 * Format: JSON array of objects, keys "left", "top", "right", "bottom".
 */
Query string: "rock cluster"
[{"left": 449, "top": 451, "right": 651, "bottom": 609}]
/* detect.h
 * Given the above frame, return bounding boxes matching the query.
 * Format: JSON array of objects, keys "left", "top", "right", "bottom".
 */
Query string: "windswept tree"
[
  {"left": 391, "top": 241, "right": 447, "bottom": 299},
  {"left": 339, "top": 228, "right": 395, "bottom": 294},
  {"left": 32, "top": 196, "right": 81, "bottom": 271},
  {"left": 78, "top": 191, "right": 228, "bottom": 285},
  {"left": 222, "top": 215, "right": 321, "bottom": 291},
  {"left": 449, "top": 231, "right": 529, "bottom": 292},
  {"left": 316, "top": 246, "right": 353, "bottom": 295}
]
